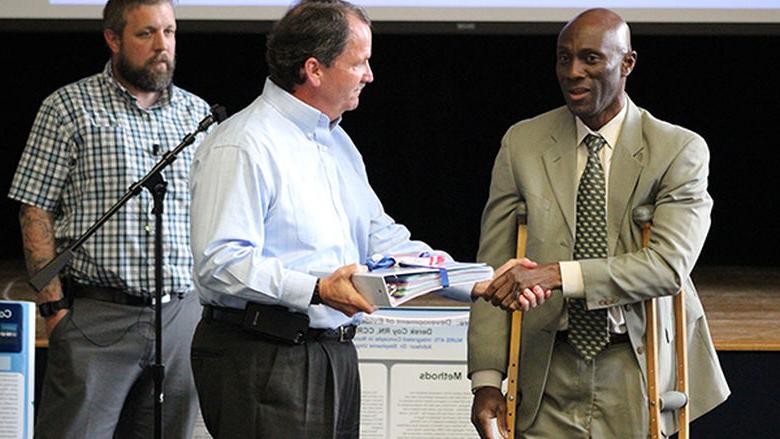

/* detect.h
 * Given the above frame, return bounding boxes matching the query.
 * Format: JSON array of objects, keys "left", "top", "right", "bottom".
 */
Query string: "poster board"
[{"left": 355, "top": 307, "right": 476, "bottom": 438}]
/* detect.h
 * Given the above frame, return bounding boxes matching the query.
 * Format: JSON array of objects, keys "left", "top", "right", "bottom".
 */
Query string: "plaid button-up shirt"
[{"left": 9, "top": 62, "right": 210, "bottom": 297}]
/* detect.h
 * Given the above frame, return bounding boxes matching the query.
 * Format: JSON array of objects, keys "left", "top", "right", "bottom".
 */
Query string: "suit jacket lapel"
[
  {"left": 608, "top": 99, "right": 645, "bottom": 255},
  {"left": 543, "top": 115, "right": 578, "bottom": 240}
]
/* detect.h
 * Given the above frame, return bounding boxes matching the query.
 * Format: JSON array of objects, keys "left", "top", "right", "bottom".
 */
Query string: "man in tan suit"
[{"left": 469, "top": 8, "right": 729, "bottom": 439}]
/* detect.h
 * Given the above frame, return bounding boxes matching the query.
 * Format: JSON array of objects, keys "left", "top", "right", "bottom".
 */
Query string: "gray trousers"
[
  {"left": 523, "top": 337, "right": 649, "bottom": 439},
  {"left": 191, "top": 317, "right": 361, "bottom": 439},
  {"left": 35, "top": 293, "right": 201, "bottom": 439}
]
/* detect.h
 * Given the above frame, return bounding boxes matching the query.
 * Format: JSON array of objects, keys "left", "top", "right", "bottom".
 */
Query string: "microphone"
[
  {"left": 197, "top": 104, "right": 228, "bottom": 132},
  {"left": 169, "top": 104, "right": 228, "bottom": 155}
]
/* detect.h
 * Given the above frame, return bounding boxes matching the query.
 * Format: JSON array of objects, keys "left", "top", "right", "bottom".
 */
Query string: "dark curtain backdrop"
[{"left": 2, "top": 29, "right": 778, "bottom": 267}]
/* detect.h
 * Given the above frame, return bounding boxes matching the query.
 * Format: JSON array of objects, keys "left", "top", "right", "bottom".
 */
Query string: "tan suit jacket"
[{"left": 468, "top": 99, "right": 729, "bottom": 436}]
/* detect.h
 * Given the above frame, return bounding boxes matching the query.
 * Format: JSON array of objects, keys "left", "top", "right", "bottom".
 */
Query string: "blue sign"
[{"left": 0, "top": 301, "right": 35, "bottom": 439}]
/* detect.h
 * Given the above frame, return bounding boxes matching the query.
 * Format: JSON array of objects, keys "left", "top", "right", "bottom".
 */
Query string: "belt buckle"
[
  {"left": 151, "top": 294, "right": 171, "bottom": 305},
  {"left": 338, "top": 326, "right": 348, "bottom": 343}
]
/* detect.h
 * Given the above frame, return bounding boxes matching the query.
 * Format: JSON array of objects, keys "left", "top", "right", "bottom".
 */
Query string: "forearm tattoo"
[{"left": 19, "top": 204, "right": 62, "bottom": 299}]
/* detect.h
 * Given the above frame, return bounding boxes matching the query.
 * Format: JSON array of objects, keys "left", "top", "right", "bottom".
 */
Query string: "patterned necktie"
[{"left": 567, "top": 133, "right": 610, "bottom": 360}]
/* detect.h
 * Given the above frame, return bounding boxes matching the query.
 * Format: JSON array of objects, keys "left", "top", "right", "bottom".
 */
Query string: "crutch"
[
  {"left": 505, "top": 202, "right": 527, "bottom": 439},
  {"left": 632, "top": 205, "right": 689, "bottom": 439}
]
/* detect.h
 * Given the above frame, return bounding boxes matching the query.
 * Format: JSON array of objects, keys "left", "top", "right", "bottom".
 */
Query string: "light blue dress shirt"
[{"left": 190, "top": 78, "right": 472, "bottom": 329}]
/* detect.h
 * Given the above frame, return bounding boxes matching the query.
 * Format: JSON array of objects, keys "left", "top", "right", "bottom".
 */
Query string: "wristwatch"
[
  {"left": 310, "top": 278, "right": 322, "bottom": 305},
  {"left": 38, "top": 297, "right": 71, "bottom": 318}
]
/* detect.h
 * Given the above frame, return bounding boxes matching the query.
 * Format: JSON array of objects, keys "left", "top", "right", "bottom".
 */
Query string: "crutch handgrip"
[
  {"left": 659, "top": 391, "right": 688, "bottom": 412},
  {"left": 516, "top": 204, "right": 527, "bottom": 228},
  {"left": 632, "top": 205, "right": 655, "bottom": 226}
]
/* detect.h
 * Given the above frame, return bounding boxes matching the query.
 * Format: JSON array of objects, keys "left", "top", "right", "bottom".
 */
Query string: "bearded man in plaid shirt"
[{"left": 8, "top": 1, "right": 210, "bottom": 437}]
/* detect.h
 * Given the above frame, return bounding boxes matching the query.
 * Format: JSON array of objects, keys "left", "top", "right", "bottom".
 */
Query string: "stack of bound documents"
[{"left": 352, "top": 260, "right": 493, "bottom": 307}]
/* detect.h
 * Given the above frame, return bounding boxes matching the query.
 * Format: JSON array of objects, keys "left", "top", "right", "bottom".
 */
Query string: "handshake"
[
  {"left": 471, "top": 258, "right": 562, "bottom": 312},
  {"left": 318, "top": 258, "right": 562, "bottom": 317}
]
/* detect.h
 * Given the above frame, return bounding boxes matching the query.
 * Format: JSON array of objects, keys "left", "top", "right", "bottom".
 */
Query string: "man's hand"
[
  {"left": 472, "top": 387, "right": 508, "bottom": 439},
  {"left": 318, "top": 264, "right": 376, "bottom": 316},
  {"left": 472, "top": 258, "right": 535, "bottom": 298},
  {"left": 485, "top": 262, "right": 560, "bottom": 311},
  {"left": 44, "top": 309, "right": 68, "bottom": 338}
]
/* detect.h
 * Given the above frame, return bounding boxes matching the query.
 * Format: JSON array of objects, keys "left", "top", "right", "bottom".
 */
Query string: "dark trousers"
[
  {"left": 35, "top": 293, "right": 201, "bottom": 439},
  {"left": 191, "top": 316, "right": 361, "bottom": 439}
]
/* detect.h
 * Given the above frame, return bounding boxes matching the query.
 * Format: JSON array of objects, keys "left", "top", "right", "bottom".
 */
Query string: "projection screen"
[{"left": 2, "top": 1, "right": 780, "bottom": 34}]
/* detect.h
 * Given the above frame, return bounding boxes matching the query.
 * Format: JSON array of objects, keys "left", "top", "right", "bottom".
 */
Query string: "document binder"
[{"left": 350, "top": 261, "right": 493, "bottom": 307}]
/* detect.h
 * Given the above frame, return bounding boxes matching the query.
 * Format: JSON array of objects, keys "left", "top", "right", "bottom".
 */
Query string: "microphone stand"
[{"left": 30, "top": 104, "right": 227, "bottom": 439}]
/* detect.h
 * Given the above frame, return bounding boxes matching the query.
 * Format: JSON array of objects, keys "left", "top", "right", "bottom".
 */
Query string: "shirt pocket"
[
  {"left": 74, "top": 111, "right": 130, "bottom": 195},
  {"left": 88, "top": 108, "right": 116, "bottom": 127},
  {"left": 290, "top": 180, "right": 336, "bottom": 247}
]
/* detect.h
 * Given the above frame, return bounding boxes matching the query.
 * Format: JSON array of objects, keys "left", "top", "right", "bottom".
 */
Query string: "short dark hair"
[
  {"left": 103, "top": 0, "right": 174, "bottom": 35},
  {"left": 266, "top": 0, "right": 370, "bottom": 92}
]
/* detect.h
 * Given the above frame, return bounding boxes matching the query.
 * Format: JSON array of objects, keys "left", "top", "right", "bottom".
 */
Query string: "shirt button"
[
  {"left": 636, "top": 346, "right": 645, "bottom": 355},
  {"left": 624, "top": 304, "right": 631, "bottom": 312},
  {"left": 144, "top": 224, "right": 152, "bottom": 233}
]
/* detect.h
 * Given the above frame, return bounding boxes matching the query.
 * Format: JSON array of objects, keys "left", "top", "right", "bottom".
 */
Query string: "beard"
[{"left": 116, "top": 51, "right": 176, "bottom": 92}]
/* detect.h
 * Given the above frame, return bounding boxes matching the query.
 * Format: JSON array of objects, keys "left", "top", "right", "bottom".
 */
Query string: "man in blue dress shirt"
[{"left": 188, "top": 1, "right": 514, "bottom": 438}]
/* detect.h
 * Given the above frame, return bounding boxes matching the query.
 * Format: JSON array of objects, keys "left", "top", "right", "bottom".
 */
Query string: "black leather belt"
[
  {"left": 556, "top": 330, "right": 631, "bottom": 345},
  {"left": 69, "top": 283, "right": 177, "bottom": 307},
  {"left": 203, "top": 305, "right": 356, "bottom": 343}
]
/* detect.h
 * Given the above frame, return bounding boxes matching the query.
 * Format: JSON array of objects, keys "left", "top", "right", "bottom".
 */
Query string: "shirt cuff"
[
  {"left": 437, "top": 282, "right": 476, "bottom": 302},
  {"left": 470, "top": 369, "right": 503, "bottom": 392},
  {"left": 559, "top": 261, "right": 585, "bottom": 299},
  {"left": 280, "top": 270, "right": 318, "bottom": 313}
]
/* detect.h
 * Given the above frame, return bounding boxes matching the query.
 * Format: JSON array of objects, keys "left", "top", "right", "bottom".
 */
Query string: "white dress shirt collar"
[{"left": 574, "top": 96, "right": 629, "bottom": 149}]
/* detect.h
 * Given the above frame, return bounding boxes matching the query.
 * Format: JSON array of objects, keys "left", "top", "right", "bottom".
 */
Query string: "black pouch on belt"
[{"left": 241, "top": 302, "right": 310, "bottom": 345}]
